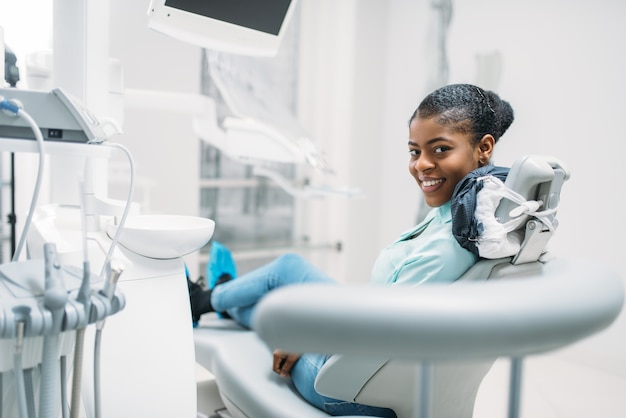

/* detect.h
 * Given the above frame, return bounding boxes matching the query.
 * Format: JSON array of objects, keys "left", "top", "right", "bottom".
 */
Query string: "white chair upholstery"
[
  {"left": 195, "top": 155, "right": 623, "bottom": 418},
  {"left": 194, "top": 317, "right": 330, "bottom": 418}
]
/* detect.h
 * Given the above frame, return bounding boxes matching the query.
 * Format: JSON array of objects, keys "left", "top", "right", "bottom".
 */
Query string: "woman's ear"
[{"left": 478, "top": 134, "right": 495, "bottom": 164}]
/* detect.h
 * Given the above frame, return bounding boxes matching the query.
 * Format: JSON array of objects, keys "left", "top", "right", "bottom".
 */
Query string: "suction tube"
[
  {"left": 99, "top": 142, "right": 135, "bottom": 277},
  {"left": 39, "top": 243, "right": 68, "bottom": 418},
  {"left": 60, "top": 356, "right": 69, "bottom": 418},
  {"left": 94, "top": 261, "right": 124, "bottom": 418},
  {"left": 70, "top": 179, "right": 93, "bottom": 418},
  {"left": 13, "top": 321, "right": 28, "bottom": 418}
]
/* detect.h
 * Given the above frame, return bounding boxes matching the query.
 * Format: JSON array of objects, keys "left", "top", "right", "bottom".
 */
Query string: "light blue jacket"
[{"left": 370, "top": 201, "right": 477, "bottom": 286}]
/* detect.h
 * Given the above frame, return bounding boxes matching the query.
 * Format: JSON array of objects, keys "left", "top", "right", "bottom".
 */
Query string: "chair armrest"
[{"left": 253, "top": 258, "right": 623, "bottom": 361}]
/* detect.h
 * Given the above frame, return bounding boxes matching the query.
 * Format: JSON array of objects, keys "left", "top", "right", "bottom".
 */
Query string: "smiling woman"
[{"left": 190, "top": 83, "right": 516, "bottom": 416}]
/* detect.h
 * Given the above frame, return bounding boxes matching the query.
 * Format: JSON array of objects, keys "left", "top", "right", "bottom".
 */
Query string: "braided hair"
[{"left": 410, "top": 84, "right": 514, "bottom": 145}]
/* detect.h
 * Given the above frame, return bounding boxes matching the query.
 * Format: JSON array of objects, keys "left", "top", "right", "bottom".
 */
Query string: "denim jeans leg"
[
  {"left": 212, "top": 253, "right": 337, "bottom": 328},
  {"left": 290, "top": 353, "right": 336, "bottom": 410},
  {"left": 290, "top": 353, "right": 397, "bottom": 417}
]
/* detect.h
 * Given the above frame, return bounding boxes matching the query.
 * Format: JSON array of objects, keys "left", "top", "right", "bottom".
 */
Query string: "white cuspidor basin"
[{"left": 106, "top": 214, "right": 215, "bottom": 259}]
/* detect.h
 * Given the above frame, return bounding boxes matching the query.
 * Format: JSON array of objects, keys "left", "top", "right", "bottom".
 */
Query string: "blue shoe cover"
[{"left": 206, "top": 241, "right": 237, "bottom": 289}]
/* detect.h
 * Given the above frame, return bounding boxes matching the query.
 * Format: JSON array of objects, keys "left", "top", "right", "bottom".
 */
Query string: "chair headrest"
[{"left": 451, "top": 155, "right": 570, "bottom": 264}]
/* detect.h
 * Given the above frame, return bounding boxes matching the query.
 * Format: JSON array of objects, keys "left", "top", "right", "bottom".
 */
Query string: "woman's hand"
[{"left": 273, "top": 349, "right": 301, "bottom": 377}]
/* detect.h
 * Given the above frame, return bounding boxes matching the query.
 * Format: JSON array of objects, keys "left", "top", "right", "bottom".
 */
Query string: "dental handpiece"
[
  {"left": 100, "top": 261, "right": 124, "bottom": 301},
  {"left": 43, "top": 243, "right": 68, "bottom": 311}
]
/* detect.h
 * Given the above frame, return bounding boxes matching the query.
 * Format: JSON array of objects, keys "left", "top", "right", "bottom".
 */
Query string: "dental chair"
[{"left": 194, "top": 155, "right": 624, "bottom": 418}]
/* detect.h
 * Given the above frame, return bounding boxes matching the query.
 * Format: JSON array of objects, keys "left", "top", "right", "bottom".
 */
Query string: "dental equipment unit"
[
  {"left": 0, "top": 88, "right": 124, "bottom": 418},
  {"left": 0, "top": 87, "right": 215, "bottom": 418}
]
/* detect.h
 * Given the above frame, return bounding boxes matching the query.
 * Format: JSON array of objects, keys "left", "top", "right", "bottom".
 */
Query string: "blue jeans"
[
  {"left": 292, "top": 352, "right": 397, "bottom": 417},
  {"left": 211, "top": 253, "right": 337, "bottom": 328},
  {"left": 210, "top": 253, "right": 397, "bottom": 417}
]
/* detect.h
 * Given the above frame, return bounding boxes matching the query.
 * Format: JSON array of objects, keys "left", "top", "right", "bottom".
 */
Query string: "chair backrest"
[{"left": 314, "top": 155, "right": 571, "bottom": 418}]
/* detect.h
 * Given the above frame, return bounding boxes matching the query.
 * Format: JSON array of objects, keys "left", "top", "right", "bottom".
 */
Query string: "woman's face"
[{"left": 408, "top": 116, "right": 493, "bottom": 207}]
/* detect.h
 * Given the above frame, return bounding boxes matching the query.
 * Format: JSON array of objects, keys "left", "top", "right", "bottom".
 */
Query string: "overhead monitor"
[{"left": 147, "top": 0, "right": 297, "bottom": 56}]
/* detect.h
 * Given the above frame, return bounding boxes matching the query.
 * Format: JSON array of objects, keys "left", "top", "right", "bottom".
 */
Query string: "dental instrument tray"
[{"left": 0, "top": 87, "right": 112, "bottom": 144}]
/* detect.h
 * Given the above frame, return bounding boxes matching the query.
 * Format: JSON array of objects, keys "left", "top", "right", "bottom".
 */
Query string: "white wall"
[
  {"left": 444, "top": 3, "right": 626, "bottom": 413},
  {"left": 447, "top": 0, "right": 626, "bottom": 375},
  {"left": 106, "top": 0, "right": 202, "bottom": 276},
  {"left": 108, "top": 0, "right": 201, "bottom": 217},
  {"left": 298, "top": 0, "right": 385, "bottom": 282},
  {"left": 297, "top": 0, "right": 434, "bottom": 282}
]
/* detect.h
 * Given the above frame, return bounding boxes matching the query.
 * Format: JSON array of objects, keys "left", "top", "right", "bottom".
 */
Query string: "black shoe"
[
  {"left": 188, "top": 278, "right": 213, "bottom": 323},
  {"left": 213, "top": 273, "right": 233, "bottom": 319},
  {"left": 215, "top": 273, "right": 233, "bottom": 287}
]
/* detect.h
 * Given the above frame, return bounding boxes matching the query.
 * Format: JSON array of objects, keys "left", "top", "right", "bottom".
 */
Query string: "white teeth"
[{"left": 422, "top": 179, "right": 443, "bottom": 187}]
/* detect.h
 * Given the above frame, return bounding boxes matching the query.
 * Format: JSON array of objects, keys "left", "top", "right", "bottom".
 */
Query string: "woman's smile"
[{"left": 419, "top": 177, "right": 445, "bottom": 193}]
